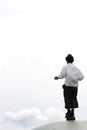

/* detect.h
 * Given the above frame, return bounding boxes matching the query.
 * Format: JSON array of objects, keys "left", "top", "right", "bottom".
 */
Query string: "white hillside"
[{"left": 33, "top": 121, "right": 87, "bottom": 130}]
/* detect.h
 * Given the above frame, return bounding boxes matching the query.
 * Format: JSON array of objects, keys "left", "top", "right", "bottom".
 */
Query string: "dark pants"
[{"left": 63, "top": 85, "right": 78, "bottom": 109}]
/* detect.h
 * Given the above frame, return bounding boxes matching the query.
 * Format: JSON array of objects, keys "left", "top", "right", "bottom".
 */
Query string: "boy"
[{"left": 54, "top": 54, "right": 84, "bottom": 120}]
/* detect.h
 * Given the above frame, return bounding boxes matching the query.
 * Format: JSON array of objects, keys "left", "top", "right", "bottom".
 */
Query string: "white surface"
[{"left": 33, "top": 121, "right": 87, "bottom": 130}]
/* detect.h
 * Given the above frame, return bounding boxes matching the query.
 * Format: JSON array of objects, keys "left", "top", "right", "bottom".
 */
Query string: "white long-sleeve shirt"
[{"left": 58, "top": 63, "right": 84, "bottom": 87}]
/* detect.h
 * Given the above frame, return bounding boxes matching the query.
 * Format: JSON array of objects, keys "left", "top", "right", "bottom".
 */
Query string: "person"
[{"left": 54, "top": 54, "right": 84, "bottom": 120}]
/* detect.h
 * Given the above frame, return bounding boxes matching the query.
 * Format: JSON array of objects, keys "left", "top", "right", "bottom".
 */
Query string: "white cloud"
[
  {"left": 0, "top": 57, "right": 48, "bottom": 81},
  {"left": 0, "top": 7, "right": 16, "bottom": 17},
  {"left": 3, "top": 107, "right": 64, "bottom": 129},
  {"left": 0, "top": 0, "right": 18, "bottom": 18}
]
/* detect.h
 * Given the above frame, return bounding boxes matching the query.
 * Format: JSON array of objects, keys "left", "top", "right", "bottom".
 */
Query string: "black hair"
[{"left": 65, "top": 54, "right": 74, "bottom": 63}]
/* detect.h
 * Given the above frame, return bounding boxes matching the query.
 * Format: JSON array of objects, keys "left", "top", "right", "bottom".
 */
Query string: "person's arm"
[
  {"left": 74, "top": 68, "right": 84, "bottom": 81},
  {"left": 78, "top": 70, "right": 84, "bottom": 81},
  {"left": 54, "top": 66, "right": 66, "bottom": 80}
]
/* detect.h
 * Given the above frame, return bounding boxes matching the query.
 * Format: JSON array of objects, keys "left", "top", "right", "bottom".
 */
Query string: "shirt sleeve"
[
  {"left": 77, "top": 70, "right": 84, "bottom": 81},
  {"left": 73, "top": 68, "right": 84, "bottom": 81},
  {"left": 58, "top": 66, "right": 66, "bottom": 79}
]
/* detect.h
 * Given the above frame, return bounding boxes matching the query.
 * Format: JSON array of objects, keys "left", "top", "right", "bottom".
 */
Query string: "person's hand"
[{"left": 54, "top": 76, "right": 58, "bottom": 80}]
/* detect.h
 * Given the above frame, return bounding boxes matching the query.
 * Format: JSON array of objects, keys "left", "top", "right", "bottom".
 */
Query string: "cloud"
[
  {"left": 3, "top": 107, "right": 64, "bottom": 129},
  {"left": 0, "top": 7, "right": 16, "bottom": 17},
  {"left": 0, "top": 57, "right": 47, "bottom": 81},
  {"left": 0, "top": 0, "right": 18, "bottom": 18}
]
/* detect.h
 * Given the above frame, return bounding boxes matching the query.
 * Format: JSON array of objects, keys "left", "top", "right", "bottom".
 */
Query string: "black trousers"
[{"left": 63, "top": 85, "right": 78, "bottom": 109}]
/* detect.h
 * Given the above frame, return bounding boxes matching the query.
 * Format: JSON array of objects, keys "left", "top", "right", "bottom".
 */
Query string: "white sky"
[{"left": 0, "top": 0, "right": 87, "bottom": 129}]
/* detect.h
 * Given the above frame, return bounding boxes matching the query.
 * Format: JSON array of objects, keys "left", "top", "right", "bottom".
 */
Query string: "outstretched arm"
[{"left": 54, "top": 66, "right": 66, "bottom": 80}]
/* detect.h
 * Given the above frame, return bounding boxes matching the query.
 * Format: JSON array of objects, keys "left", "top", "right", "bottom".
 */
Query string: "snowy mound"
[{"left": 32, "top": 121, "right": 87, "bottom": 130}]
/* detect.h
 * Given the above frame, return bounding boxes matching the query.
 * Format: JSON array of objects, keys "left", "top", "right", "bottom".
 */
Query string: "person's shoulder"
[
  {"left": 72, "top": 64, "right": 81, "bottom": 71},
  {"left": 69, "top": 63, "right": 76, "bottom": 68},
  {"left": 72, "top": 63, "right": 79, "bottom": 68},
  {"left": 61, "top": 64, "right": 67, "bottom": 70},
  {"left": 65, "top": 63, "right": 74, "bottom": 69}
]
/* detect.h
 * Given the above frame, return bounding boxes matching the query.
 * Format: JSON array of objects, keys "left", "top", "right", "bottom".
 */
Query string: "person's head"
[{"left": 65, "top": 54, "right": 74, "bottom": 63}]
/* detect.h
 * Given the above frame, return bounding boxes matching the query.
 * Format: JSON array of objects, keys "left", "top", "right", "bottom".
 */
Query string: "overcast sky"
[{"left": 0, "top": 0, "right": 87, "bottom": 130}]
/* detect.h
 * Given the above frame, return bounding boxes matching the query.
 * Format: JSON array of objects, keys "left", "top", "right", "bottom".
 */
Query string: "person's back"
[
  {"left": 54, "top": 54, "right": 84, "bottom": 120},
  {"left": 63, "top": 63, "right": 84, "bottom": 87}
]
